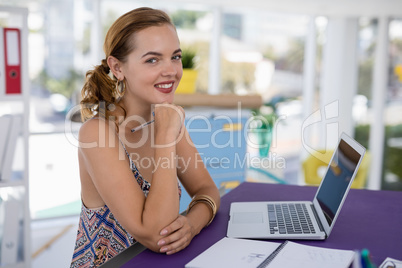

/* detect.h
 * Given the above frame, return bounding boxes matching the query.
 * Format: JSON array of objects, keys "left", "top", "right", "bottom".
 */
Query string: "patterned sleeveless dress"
[{"left": 70, "top": 142, "right": 181, "bottom": 267}]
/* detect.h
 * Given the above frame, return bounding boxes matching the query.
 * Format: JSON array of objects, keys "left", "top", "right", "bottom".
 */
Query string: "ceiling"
[{"left": 174, "top": 0, "right": 402, "bottom": 17}]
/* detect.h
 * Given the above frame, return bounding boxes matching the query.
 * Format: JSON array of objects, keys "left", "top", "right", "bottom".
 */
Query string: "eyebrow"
[{"left": 141, "top": 48, "right": 182, "bottom": 58}]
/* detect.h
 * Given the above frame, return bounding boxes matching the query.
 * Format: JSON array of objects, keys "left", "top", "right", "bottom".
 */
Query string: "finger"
[
  {"left": 159, "top": 216, "right": 184, "bottom": 236},
  {"left": 165, "top": 235, "right": 191, "bottom": 255},
  {"left": 157, "top": 218, "right": 191, "bottom": 248},
  {"left": 160, "top": 234, "right": 190, "bottom": 255},
  {"left": 158, "top": 228, "right": 183, "bottom": 247}
]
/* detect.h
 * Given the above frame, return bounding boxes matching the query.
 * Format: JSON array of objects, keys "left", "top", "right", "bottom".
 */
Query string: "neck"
[{"left": 119, "top": 97, "right": 153, "bottom": 131}]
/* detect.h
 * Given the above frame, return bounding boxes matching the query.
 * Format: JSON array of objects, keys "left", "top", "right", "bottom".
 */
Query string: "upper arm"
[{"left": 78, "top": 119, "right": 156, "bottom": 244}]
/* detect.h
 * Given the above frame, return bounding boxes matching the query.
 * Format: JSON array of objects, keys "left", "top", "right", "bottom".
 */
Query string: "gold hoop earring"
[{"left": 115, "top": 79, "right": 125, "bottom": 98}]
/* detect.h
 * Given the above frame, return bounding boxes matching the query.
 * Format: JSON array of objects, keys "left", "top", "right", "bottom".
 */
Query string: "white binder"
[
  {"left": 0, "top": 199, "right": 20, "bottom": 265},
  {"left": 0, "top": 114, "right": 22, "bottom": 181},
  {"left": 0, "top": 115, "right": 12, "bottom": 178}
]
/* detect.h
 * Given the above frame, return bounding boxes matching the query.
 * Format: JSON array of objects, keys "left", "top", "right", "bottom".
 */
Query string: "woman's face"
[{"left": 120, "top": 24, "right": 183, "bottom": 107}]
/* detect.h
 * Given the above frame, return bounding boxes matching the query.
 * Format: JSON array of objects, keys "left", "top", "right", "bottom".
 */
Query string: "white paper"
[
  {"left": 268, "top": 241, "right": 355, "bottom": 268},
  {"left": 185, "top": 237, "right": 280, "bottom": 268},
  {"left": 380, "top": 257, "right": 402, "bottom": 268},
  {"left": 6, "top": 30, "right": 20, "bottom": 65},
  {"left": 185, "top": 238, "right": 355, "bottom": 268}
]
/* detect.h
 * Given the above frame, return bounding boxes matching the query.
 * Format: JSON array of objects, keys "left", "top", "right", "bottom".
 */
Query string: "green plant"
[
  {"left": 181, "top": 49, "right": 197, "bottom": 69},
  {"left": 249, "top": 103, "right": 278, "bottom": 157},
  {"left": 35, "top": 69, "right": 84, "bottom": 99},
  {"left": 250, "top": 109, "right": 276, "bottom": 130},
  {"left": 171, "top": 10, "right": 206, "bottom": 29},
  {"left": 355, "top": 123, "right": 402, "bottom": 186},
  {"left": 250, "top": 101, "right": 279, "bottom": 130}
]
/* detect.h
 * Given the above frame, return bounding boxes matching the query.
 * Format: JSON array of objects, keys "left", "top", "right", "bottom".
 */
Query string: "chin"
[{"left": 160, "top": 93, "right": 175, "bottom": 104}]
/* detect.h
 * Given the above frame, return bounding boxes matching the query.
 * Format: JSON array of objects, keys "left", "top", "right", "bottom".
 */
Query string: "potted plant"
[
  {"left": 250, "top": 102, "right": 277, "bottom": 157},
  {"left": 176, "top": 48, "right": 198, "bottom": 94}
]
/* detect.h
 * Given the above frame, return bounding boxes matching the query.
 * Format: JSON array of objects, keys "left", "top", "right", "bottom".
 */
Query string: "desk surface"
[{"left": 102, "top": 182, "right": 402, "bottom": 268}]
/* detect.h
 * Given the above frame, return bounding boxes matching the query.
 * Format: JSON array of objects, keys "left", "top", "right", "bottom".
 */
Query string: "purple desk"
[{"left": 102, "top": 182, "right": 402, "bottom": 267}]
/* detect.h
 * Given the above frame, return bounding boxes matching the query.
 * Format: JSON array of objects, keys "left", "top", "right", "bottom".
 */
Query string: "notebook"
[
  {"left": 227, "top": 132, "right": 366, "bottom": 240},
  {"left": 185, "top": 237, "right": 355, "bottom": 268}
]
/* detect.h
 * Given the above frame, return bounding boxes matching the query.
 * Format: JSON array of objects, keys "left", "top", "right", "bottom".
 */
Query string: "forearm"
[
  {"left": 151, "top": 189, "right": 220, "bottom": 254},
  {"left": 186, "top": 186, "right": 221, "bottom": 235},
  {"left": 142, "top": 134, "right": 180, "bottom": 229},
  {"left": 134, "top": 146, "right": 180, "bottom": 251}
]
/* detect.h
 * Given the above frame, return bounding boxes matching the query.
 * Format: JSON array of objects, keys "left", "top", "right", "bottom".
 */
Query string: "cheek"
[
  {"left": 126, "top": 74, "right": 153, "bottom": 94},
  {"left": 177, "top": 67, "right": 183, "bottom": 81},
  {"left": 135, "top": 71, "right": 157, "bottom": 85}
]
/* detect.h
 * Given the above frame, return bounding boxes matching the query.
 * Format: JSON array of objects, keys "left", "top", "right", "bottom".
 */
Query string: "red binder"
[{"left": 3, "top": 28, "right": 22, "bottom": 95}]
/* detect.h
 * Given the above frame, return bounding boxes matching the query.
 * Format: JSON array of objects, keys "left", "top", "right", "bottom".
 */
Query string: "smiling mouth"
[
  {"left": 155, "top": 83, "right": 173, "bottom": 89},
  {"left": 155, "top": 82, "right": 174, "bottom": 93}
]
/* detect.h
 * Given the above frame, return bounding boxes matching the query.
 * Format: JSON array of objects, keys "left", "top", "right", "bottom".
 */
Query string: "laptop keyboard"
[{"left": 268, "top": 203, "right": 316, "bottom": 235}]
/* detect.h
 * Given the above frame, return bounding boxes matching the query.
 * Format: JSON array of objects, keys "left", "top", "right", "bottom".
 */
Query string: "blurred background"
[{"left": 0, "top": 0, "right": 401, "bottom": 267}]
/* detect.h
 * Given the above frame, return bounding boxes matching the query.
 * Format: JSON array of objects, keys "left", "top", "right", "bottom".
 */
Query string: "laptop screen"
[{"left": 315, "top": 138, "right": 361, "bottom": 226}]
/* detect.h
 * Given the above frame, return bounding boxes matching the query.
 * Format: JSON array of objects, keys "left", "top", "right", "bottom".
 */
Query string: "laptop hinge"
[{"left": 310, "top": 204, "right": 327, "bottom": 238}]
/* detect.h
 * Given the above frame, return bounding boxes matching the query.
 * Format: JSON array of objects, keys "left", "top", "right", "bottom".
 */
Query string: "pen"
[
  {"left": 361, "top": 249, "right": 375, "bottom": 268},
  {"left": 131, "top": 119, "right": 155, "bottom": 132}
]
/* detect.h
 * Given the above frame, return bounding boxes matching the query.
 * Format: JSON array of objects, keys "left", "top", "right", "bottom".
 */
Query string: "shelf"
[
  {"left": 173, "top": 93, "right": 262, "bottom": 108},
  {"left": 0, "top": 5, "right": 30, "bottom": 268},
  {"left": 0, "top": 262, "right": 25, "bottom": 268},
  {"left": 0, "top": 177, "right": 25, "bottom": 188},
  {"left": 0, "top": 95, "right": 25, "bottom": 102}
]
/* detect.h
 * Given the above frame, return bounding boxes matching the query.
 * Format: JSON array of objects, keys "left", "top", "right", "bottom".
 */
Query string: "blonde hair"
[{"left": 80, "top": 7, "right": 174, "bottom": 122}]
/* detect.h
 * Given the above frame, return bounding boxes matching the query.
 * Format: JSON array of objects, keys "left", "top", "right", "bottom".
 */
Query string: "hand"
[
  {"left": 157, "top": 215, "right": 195, "bottom": 255},
  {"left": 154, "top": 103, "right": 185, "bottom": 140}
]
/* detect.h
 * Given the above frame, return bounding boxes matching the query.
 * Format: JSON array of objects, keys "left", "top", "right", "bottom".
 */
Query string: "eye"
[
  {"left": 146, "top": 58, "right": 158, "bottom": 64},
  {"left": 172, "top": 54, "right": 182, "bottom": 61}
]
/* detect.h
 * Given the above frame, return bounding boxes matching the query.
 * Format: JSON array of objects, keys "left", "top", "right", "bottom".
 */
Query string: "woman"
[{"left": 71, "top": 7, "right": 220, "bottom": 267}]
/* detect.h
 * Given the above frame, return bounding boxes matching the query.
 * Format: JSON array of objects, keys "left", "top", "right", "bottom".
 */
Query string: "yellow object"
[
  {"left": 223, "top": 123, "right": 243, "bottom": 131},
  {"left": 302, "top": 150, "right": 370, "bottom": 189},
  {"left": 395, "top": 64, "right": 402, "bottom": 82},
  {"left": 176, "top": 69, "right": 197, "bottom": 94},
  {"left": 220, "top": 180, "right": 241, "bottom": 190}
]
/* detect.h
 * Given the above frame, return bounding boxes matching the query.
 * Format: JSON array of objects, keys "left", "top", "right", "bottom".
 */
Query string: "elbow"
[
  {"left": 142, "top": 240, "right": 161, "bottom": 253},
  {"left": 130, "top": 228, "right": 164, "bottom": 254},
  {"left": 140, "top": 236, "right": 165, "bottom": 254},
  {"left": 126, "top": 209, "right": 180, "bottom": 253}
]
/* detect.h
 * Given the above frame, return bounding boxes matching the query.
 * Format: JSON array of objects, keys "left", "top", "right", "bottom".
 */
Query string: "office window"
[
  {"left": 218, "top": 9, "right": 310, "bottom": 183},
  {"left": 354, "top": 18, "right": 402, "bottom": 191},
  {"left": 354, "top": 17, "right": 376, "bottom": 149},
  {"left": 383, "top": 18, "right": 402, "bottom": 191},
  {"left": 29, "top": 0, "right": 83, "bottom": 219},
  {"left": 223, "top": 13, "right": 242, "bottom": 40}
]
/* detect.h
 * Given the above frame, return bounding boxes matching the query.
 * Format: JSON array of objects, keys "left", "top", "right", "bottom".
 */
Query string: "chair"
[{"left": 302, "top": 150, "right": 370, "bottom": 189}]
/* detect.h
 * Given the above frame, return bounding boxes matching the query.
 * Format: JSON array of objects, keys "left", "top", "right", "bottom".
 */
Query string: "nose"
[{"left": 162, "top": 61, "right": 178, "bottom": 77}]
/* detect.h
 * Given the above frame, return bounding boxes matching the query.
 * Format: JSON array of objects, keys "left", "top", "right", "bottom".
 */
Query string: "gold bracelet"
[{"left": 186, "top": 194, "right": 217, "bottom": 226}]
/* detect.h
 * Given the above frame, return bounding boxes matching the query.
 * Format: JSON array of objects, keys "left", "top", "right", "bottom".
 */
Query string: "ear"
[{"left": 107, "top": 56, "right": 124, "bottom": 81}]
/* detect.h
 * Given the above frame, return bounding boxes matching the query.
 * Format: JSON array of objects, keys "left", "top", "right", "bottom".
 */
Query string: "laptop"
[{"left": 227, "top": 132, "right": 366, "bottom": 240}]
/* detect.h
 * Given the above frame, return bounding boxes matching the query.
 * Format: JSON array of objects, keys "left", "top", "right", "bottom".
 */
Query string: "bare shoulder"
[{"left": 78, "top": 117, "right": 117, "bottom": 144}]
